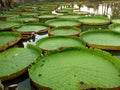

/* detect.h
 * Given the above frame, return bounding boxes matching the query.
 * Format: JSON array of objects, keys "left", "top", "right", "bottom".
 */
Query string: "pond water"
[
  {"left": 52, "top": 1, "right": 120, "bottom": 18},
  {"left": 2, "top": 1, "right": 120, "bottom": 90}
]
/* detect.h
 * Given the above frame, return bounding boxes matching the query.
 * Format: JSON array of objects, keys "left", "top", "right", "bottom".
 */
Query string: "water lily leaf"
[
  {"left": 0, "top": 44, "right": 41, "bottom": 81},
  {"left": 0, "top": 32, "right": 22, "bottom": 51},
  {"left": 78, "top": 16, "right": 110, "bottom": 25},
  {"left": 45, "top": 19, "right": 81, "bottom": 27},
  {"left": 36, "top": 36, "right": 85, "bottom": 51},
  {"left": 38, "top": 14, "right": 57, "bottom": 19},
  {"left": 12, "top": 23, "right": 50, "bottom": 34},
  {"left": 111, "top": 19, "right": 120, "bottom": 24},
  {"left": 109, "top": 23, "right": 120, "bottom": 32},
  {"left": 48, "top": 26, "right": 81, "bottom": 36},
  {"left": 0, "top": 21, "right": 20, "bottom": 31},
  {"left": 7, "top": 17, "right": 39, "bottom": 23},
  {"left": 81, "top": 30, "right": 120, "bottom": 50},
  {"left": 29, "top": 47, "right": 120, "bottom": 90}
]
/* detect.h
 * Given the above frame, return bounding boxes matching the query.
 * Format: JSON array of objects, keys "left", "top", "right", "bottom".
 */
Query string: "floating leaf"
[
  {"left": 12, "top": 23, "right": 50, "bottom": 34},
  {"left": 78, "top": 16, "right": 110, "bottom": 25},
  {"left": 45, "top": 19, "right": 81, "bottom": 27},
  {"left": 36, "top": 36, "right": 85, "bottom": 51},
  {"left": 0, "top": 44, "right": 41, "bottom": 81},
  {"left": 81, "top": 30, "right": 120, "bottom": 50},
  {"left": 48, "top": 26, "right": 81, "bottom": 36},
  {"left": 0, "top": 32, "right": 22, "bottom": 51},
  {"left": 109, "top": 23, "right": 120, "bottom": 32},
  {"left": 29, "top": 47, "right": 120, "bottom": 90}
]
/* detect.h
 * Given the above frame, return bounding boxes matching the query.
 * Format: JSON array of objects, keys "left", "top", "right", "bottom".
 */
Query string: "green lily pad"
[
  {"left": 12, "top": 23, "right": 50, "bottom": 34},
  {"left": 0, "top": 32, "right": 22, "bottom": 51},
  {"left": 36, "top": 36, "right": 85, "bottom": 51},
  {"left": 109, "top": 24, "right": 120, "bottom": 32},
  {"left": 111, "top": 19, "right": 120, "bottom": 24},
  {"left": 7, "top": 17, "right": 39, "bottom": 23},
  {"left": 56, "top": 9, "right": 73, "bottom": 13},
  {"left": 38, "top": 14, "right": 57, "bottom": 19},
  {"left": 78, "top": 16, "right": 110, "bottom": 25},
  {"left": 20, "top": 12, "right": 39, "bottom": 17},
  {"left": 38, "top": 14, "right": 58, "bottom": 23},
  {"left": 45, "top": 19, "right": 81, "bottom": 27},
  {"left": 0, "top": 21, "right": 20, "bottom": 31},
  {"left": 0, "top": 44, "right": 41, "bottom": 81},
  {"left": 73, "top": 11, "right": 89, "bottom": 15},
  {"left": 0, "top": 14, "right": 19, "bottom": 21},
  {"left": 58, "top": 14, "right": 81, "bottom": 19},
  {"left": 48, "top": 26, "right": 81, "bottom": 36},
  {"left": 29, "top": 47, "right": 120, "bottom": 90},
  {"left": 81, "top": 30, "right": 120, "bottom": 50},
  {"left": 23, "top": 8, "right": 38, "bottom": 12}
]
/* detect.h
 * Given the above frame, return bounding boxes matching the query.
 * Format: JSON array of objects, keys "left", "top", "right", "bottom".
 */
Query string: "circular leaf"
[
  {"left": 0, "top": 32, "right": 21, "bottom": 51},
  {"left": 0, "top": 44, "right": 41, "bottom": 81},
  {"left": 29, "top": 47, "right": 120, "bottom": 89},
  {"left": 81, "top": 30, "right": 120, "bottom": 50},
  {"left": 36, "top": 36, "right": 85, "bottom": 51}
]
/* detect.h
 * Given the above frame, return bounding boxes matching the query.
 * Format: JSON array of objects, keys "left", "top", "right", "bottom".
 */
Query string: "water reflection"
[
  {"left": 57, "top": 1, "right": 120, "bottom": 18},
  {"left": 23, "top": 34, "right": 48, "bottom": 47}
]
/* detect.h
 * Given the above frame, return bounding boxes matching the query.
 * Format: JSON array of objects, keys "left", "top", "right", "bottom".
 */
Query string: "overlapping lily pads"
[
  {"left": 0, "top": 44, "right": 41, "bottom": 81},
  {"left": 48, "top": 26, "right": 81, "bottom": 36},
  {"left": 45, "top": 19, "right": 81, "bottom": 27},
  {"left": 36, "top": 36, "right": 85, "bottom": 51},
  {"left": 0, "top": 32, "right": 22, "bottom": 51},
  {"left": 29, "top": 47, "right": 120, "bottom": 90},
  {"left": 81, "top": 30, "right": 120, "bottom": 50}
]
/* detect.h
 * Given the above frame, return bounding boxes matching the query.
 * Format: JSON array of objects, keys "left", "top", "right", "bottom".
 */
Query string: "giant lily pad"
[
  {"left": 56, "top": 9, "right": 73, "bottom": 13},
  {"left": 37, "top": 14, "right": 57, "bottom": 19},
  {"left": 109, "top": 23, "right": 120, "bottom": 32},
  {"left": 12, "top": 23, "right": 50, "bottom": 34},
  {"left": 78, "top": 16, "right": 110, "bottom": 25},
  {"left": 6, "top": 17, "right": 39, "bottom": 23},
  {"left": 57, "top": 14, "right": 81, "bottom": 19},
  {"left": 45, "top": 19, "right": 81, "bottom": 27},
  {"left": 20, "top": 12, "right": 39, "bottom": 17},
  {"left": 0, "top": 14, "right": 19, "bottom": 21},
  {"left": 56, "top": 7, "right": 78, "bottom": 14},
  {"left": 0, "top": 21, "right": 20, "bottom": 31},
  {"left": 81, "top": 30, "right": 120, "bottom": 50},
  {"left": 29, "top": 47, "right": 120, "bottom": 90},
  {"left": 111, "top": 19, "right": 120, "bottom": 24},
  {"left": 36, "top": 36, "right": 85, "bottom": 51},
  {"left": 48, "top": 26, "right": 81, "bottom": 36},
  {"left": 73, "top": 11, "right": 89, "bottom": 15},
  {"left": 0, "top": 32, "right": 22, "bottom": 51},
  {"left": 37, "top": 14, "right": 57, "bottom": 23},
  {"left": 0, "top": 44, "right": 41, "bottom": 81}
]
